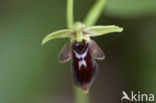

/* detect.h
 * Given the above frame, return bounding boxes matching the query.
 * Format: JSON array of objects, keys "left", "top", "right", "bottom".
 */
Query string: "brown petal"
[
  {"left": 89, "top": 40, "right": 105, "bottom": 60},
  {"left": 59, "top": 42, "right": 72, "bottom": 63}
]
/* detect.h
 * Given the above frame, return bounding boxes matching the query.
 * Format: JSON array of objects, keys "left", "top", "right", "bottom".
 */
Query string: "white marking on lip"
[
  {"left": 78, "top": 59, "right": 87, "bottom": 68},
  {"left": 73, "top": 48, "right": 88, "bottom": 69},
  {"left": 74, "top": 48, "right": 88, "bottom": 59}
]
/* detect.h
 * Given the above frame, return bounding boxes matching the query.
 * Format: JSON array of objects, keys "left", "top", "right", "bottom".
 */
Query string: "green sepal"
[
  {"left": 85, "top": 25, "right": 123, "bottom": 37},
  {"left": 42, "top": 29, "right": 73, "bottom": 45}
]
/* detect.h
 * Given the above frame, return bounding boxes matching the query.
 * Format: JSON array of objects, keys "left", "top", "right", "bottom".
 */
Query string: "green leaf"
[
  {"left": 85, "top": 25, "right": 123, "bottom": 37},
  {"left": 42, "top": 29, "right": 73, "bottom": 45},
  {"left": 84, "top": 0, "right": 107, "bottom": 27}
]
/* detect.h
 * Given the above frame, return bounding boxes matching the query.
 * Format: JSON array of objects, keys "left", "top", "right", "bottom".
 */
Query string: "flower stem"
[
  {"left": 66, "top": 0, "right": 107, "bottom": 103},
  {"left": 74, "top": 86, "right": 90, "bottom": 103},
  {"left": 66, "top": 0, "right": 90, "bottom": 102},
  {"left": 66, "top": 0, "right": 90, "bottom": 103},
  {"left": 84, "top": 0, "right": 107, "bottom": 27},
  {"left": 67, "top": 0, "right": 74, "bottom": 28}
]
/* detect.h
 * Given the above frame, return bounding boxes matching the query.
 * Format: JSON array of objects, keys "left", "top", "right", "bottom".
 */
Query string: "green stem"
[
  {"left": 74, "top": 86, "right": 90, "bottom": 103},
  {"left": 84, "top": 0, "right": 107, "bottom": 27},
  {"left": 66, "top": 0, "right": 106, "bottom": 103},
  {"left": 67, "top": 0, "right": 74, "bottom": 28},
  {"left": 66, "top": 0, "right": 90, "bottom": 102}
]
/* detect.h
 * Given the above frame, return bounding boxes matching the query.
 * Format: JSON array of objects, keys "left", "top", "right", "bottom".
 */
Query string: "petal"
[
  {"left": 85, "top": 25, "right": 123, "bottom": 37},
  {"left": 59, "top": 42, "right": 72, "bottom": 63},
  {"left": 89, "top": 40, "right": 105, "bottom": 60},
  {"left": 42, "top": 29, "right": 73, "bottom": 45}
]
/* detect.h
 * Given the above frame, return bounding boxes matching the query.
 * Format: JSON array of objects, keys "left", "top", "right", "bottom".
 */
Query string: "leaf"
[
  {"left": 42, "top": 29, "right": 73, "bottom": 45},
  {"left": 85, "top": 25, "right": 123, "bottom": 37}
]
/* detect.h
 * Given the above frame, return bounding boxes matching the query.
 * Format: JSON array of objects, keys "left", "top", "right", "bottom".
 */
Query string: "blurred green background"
[{"left": 0, "top": 0, "right": 156, "bottom": 103}]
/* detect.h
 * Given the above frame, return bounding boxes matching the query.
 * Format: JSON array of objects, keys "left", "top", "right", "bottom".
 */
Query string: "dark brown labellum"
[
  {"left": 59, "top": 40, "right": 104, "bottom": 93},
  {"left": 72, "top": 40, "right": 98, "bottom": 93}
]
